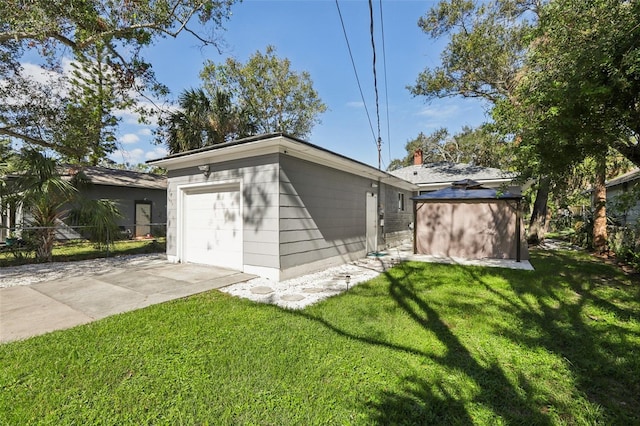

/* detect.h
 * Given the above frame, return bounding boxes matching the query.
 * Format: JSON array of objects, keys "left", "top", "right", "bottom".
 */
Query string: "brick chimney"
[{"left": 413, "top": 149, "right": 423, "bottom": 166}]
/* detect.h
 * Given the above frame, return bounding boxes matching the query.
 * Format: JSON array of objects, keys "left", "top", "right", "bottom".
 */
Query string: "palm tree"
[
  {"left": 9, "top": 150, "right": 77, "bottom": 261},
  {"left": 166, "top": 88, "right": 255, "bottom": 154},
  {"left": 5, "top": 150, "right": 123, "bottom": 261}
]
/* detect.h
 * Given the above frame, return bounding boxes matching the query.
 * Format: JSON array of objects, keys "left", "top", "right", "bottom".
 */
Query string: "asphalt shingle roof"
[
  {"left": 65, "top": 166, "right": 167, "bottom": 190},
  {"left": 606, "top": 168, "right": 640, "bottom": 188},
  {"left": 390, "top": 162, "right": 514, "bottom": 186}
]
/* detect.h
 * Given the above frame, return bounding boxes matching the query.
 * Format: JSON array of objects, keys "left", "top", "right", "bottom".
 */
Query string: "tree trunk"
[
  {"left": 528, "top": 176, "right": 551, "bottom": 244},
  {"left": 35, "top": 228, "right": 55, "bottom": 262},
  {"left": 593, "top": 154, "right": 608, "bottom": 254}
]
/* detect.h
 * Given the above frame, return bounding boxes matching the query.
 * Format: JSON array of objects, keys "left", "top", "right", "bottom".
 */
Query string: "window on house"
[{"left": 398, "top": 193, "right": 405, "bottom": 211}]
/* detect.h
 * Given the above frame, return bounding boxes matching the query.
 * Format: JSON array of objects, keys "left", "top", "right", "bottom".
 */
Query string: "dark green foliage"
[
  {"left": 68, "top": 198, "right": 123, "bottom": 249},
  {"left": 0, "top": 0, "right": 237, "bottom": 159},
  {"left": 200, "top": 45, "right": 327, "bottom": 140},
  {"left": 388, "top": 125, "right": 512, "bottom": 170},
  {"left": 162, "top": 88, "right": 256, "bottom": 154}
]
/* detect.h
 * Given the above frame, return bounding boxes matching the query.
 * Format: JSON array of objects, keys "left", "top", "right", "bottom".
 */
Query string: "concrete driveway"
[{"left": 0, "top": 262, "right": 255, "bottom": 343}]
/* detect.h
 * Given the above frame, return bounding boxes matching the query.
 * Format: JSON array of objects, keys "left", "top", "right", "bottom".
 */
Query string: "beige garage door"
[{"left": 182, "top": 186, "right": 242, "bottom": 270}]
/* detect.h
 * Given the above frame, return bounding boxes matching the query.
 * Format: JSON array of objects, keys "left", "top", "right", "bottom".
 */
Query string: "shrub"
[{"left": 609, "top": 224, "right": 640, "bottom": 271}]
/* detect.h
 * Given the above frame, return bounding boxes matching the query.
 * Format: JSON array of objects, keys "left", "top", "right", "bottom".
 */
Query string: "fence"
[{"left": 0, "top": 222, "right": 167, "bottom": 259}]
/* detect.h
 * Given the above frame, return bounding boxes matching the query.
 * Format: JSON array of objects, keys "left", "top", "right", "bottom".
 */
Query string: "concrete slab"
[
  {"left": 160, "top": 273, "right": 255, "bottom": 299},
  {"left": 0, "top": 286, "right": 93, "bottom": 342},
  {"left": 388, "top": 244, "right": 535, "bottom": 271},
  {"left": 97, "top": 271, "right": 189, "bottom": 295},
  {"left": 281, "top": 294, "right": 305, "bottom": 302},
  {"left": 1, "top": 262, "right": 255, "bottom": 344},
  {"left": 250, "top": 286, "right": 274, "bottom": 295},
  {"left": 151, "top": 263, "right": 239, "bottom": 284},
  {"left": 32, "top": 276, "right": 148, "bottom": 320}
]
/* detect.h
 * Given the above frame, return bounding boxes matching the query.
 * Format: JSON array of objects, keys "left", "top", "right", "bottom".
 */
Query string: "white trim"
[
  {"left": 243, "top": 264, "right": 281, "bottom": 281},
  {"left": 176, "top": 180, "right": 244, "bottom": 270},
  {"left": 151, "top": 135, "right": 418, "bottom": 192}
]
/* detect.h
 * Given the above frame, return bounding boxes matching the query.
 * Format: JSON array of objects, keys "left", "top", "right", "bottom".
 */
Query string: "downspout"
[
  {"left": 413, "top": 200, "right": 418, "bottom": 255},
  {"left": 516, "top": 199, "right": 521, "bottom": 262},
  {"left": 377, "top": 177, "right": 382, "bottom": 251}
]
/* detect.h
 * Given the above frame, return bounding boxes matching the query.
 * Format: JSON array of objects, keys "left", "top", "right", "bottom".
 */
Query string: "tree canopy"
[
  {"left": 409, "top": 0, "right": 640, "bottom": 249},
  {"left": 0, "top": 0, "right": 237, "bottom": 160},
  {"left": 162, "top": 88, "right": 255, "bottom": 154},
  {"left": 388, "top": 125, "right": 510, "bottom": 171},
  {"left": 199, "top": 45, "right": 327, "bottom": 139}
]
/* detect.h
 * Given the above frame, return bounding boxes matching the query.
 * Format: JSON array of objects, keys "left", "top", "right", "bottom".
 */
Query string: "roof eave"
[{"left": 148, "top": 134, "right": 418, "bottom": 192}]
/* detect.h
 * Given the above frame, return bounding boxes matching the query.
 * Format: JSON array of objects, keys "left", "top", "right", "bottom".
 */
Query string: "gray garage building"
[{"left": 148, "top": 133, "right": 417, "bottom": 281}]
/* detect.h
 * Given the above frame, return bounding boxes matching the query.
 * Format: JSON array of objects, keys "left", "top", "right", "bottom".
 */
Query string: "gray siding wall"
[
  {"left": 82, "top": 186, "right": 167, "bottom": 235},
  {"left": 278, "top": 155, "right": 374, "bottom": 270},
  {"left": 380, "top": 184, "right": 414, "bottom": 247},
  {"left": 607, "top": 183, "right": 640, "bottom": 225},
  {"left": 166, "top": 154, "right": 280, "bottom": 269}
]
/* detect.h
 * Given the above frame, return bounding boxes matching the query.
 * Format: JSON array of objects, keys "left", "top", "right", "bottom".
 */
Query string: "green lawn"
[{"left": 1, "top": 249, "right": 639, "bottom": 425}]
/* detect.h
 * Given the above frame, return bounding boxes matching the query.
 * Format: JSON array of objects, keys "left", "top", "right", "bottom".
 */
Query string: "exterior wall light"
[{"left": 198, "top": 164, "right": 210, "bottom": 178}]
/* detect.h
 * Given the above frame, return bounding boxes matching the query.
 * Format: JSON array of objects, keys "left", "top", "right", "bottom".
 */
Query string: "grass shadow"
[
  {"left": 468, "top": 249, "right": 640, "bottom": 422},
  {"left": 293, "top": 249, "right": 640, "bottom": 423}
]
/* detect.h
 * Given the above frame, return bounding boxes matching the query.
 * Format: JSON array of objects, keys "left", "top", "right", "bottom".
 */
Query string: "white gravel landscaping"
[
  {"left": 0, "top": 254, "right": 168, "bottom": 288},
  {"left": 219, "top": 257, "right": 395, "bottom": 309}
]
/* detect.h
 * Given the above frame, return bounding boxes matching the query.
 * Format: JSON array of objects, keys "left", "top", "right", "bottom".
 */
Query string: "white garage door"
[{"left": 182, "top": 186, "right": 242, "bottom": 270}]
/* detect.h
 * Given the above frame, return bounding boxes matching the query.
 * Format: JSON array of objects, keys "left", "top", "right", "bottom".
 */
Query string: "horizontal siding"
[
  {"left": 280, "top": 239, "right": 367, "bottom": 267},
  {"left": 279, "top": 155, "right": 372, "bottom": 270},
  {"left": 280, "top": 238, "right": 365, "bottom": 256},
  {"left": 83, "top": 186, "right": 167, "bottom": 229},
  {"left": 243, "top": 252, "right": 279, "bottom": 269},
  {"left": 381, "top": 184, "right": 414, "bottom": 241},
  {"left": 280, "top": 229, "right": 325, "bottom": 243},
  {"left": 279, "top": 217, "right": 322, "bottom": 231}
]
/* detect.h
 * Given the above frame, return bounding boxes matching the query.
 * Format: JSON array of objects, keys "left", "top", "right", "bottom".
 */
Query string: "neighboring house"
[
  {"left": 390, "top": 149, "right": 522, "bottom": 194},
  {"left": 147, "top": 133, "right": 417, "bottom": 281},
  {"left": 412, "top": 180, "right": 529, "bottom": 261},
  {"left": 70, "top": 166, "right": 168, "bottom": 237},
  {"left": 605, "top": 168, "right": 640, "bottom": 225},
  {"left": 0, "top": 166, "right": 167, "bottom": 241}
]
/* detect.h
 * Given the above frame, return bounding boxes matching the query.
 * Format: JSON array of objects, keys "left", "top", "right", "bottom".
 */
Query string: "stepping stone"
[
  {"left": 281, "top": 294, "right": 305, "bottom": 302},
  {"left": 250, "top": 286, "right": 274, "bottom": 295},
  {"left": 302, "top": 287, "right": 325, "bottom": 294}
]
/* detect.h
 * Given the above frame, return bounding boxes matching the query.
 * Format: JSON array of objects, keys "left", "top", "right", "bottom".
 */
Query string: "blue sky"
[{"left": 112, "top": 0, "right": 490, "bottom": 169}]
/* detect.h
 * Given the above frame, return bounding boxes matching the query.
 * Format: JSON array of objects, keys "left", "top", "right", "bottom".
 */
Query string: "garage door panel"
[{"left": 182, "top": 187, "right": 242, "bottom": 270}]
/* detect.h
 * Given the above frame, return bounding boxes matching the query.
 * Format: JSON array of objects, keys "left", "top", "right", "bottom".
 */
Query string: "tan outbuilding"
[{"left": 413, "top": 180, "right": 529, "bottom": 261}]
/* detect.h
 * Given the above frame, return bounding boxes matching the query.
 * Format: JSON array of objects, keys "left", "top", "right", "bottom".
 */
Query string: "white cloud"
[
  {"left": 346, "top": 101, "right": 365, "bottom": 108},
  {"left": 415, "top": 104, "right": 460, "bottom": 119},
  {"left": 110, "top": 148, "right": 145, "bottom": 165},
  {"left": 21, "top": 62, "right": 62, "bottom": 85},
  {"left": 119, "top": 133, "right": 140, "bottom": 144},
  {"left": 108, "top": 146, "right": 167, "bottom": 165},
  {"left": 145, "top": 146, "right": 168, "bottom": 161},
  {"left": 138, "top": 128, "right": 152, "bottom": 136},
  {"left": 115, "top": 109, "right": 143, "bottom": 125}
]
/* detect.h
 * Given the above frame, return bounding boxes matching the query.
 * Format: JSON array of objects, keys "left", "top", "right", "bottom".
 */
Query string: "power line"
[
  {"left": 334, "top": 0, "right": 377, "bottom": 148},
  {"left": 368, "top": 0, "right": 382, "bottom": 169},
  {"left": 378, "top": 0, "right": 391, "bottom": 169}
]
